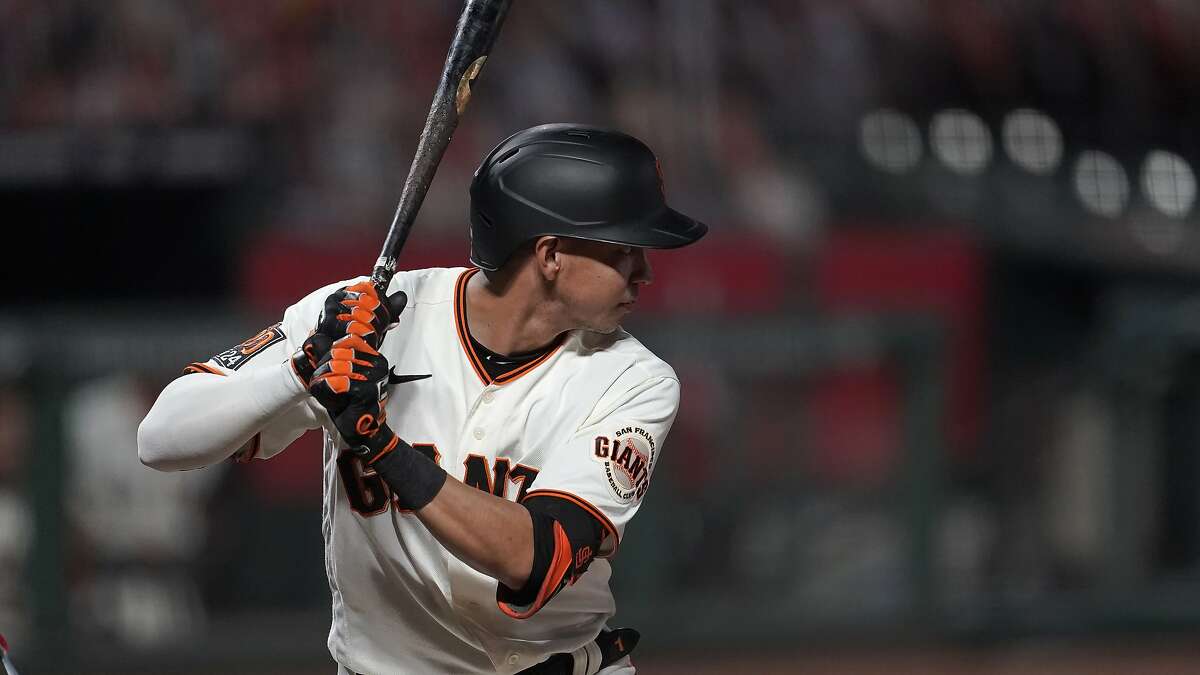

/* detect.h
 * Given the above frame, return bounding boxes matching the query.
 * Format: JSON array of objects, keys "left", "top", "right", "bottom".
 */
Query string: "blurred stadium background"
[{"left": 4, "top": 0, "right": 1200, "bottom": 672}]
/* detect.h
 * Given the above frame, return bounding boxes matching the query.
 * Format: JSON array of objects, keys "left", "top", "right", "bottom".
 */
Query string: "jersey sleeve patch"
[
  {"left": 590, "top": 426, "right": 657, "bottom": 504},
  {"left": 211, "top": 324, "right": 287, "bottom": 371}
]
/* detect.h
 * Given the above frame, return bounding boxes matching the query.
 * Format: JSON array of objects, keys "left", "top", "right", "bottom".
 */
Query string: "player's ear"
[{"left": 533, "top": 236, "right": 562, "bottom": 281}]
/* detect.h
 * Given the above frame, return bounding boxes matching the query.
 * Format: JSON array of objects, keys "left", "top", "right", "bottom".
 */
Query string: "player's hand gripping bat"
[{"left": 370, "top": 0, "right": 513, "bottom": 293}]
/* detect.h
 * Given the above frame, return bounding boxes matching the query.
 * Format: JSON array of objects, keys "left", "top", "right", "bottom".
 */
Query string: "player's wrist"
[
  {"left": 369, "top": 437, "right": 447, "bottom": 511},
  {"left": 351, "top": 423, "right": 400, "bottom": 464}
]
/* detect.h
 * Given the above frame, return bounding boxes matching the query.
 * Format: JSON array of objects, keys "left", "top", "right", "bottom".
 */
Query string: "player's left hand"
[
  {"left": 289, "top": 332, "right": 335, "bottom": 387},
  {"left": 316, "top": 281, "right": 408, "bottom": 350}
]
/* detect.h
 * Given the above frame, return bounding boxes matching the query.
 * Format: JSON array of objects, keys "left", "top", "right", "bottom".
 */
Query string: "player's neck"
[{"left": 465, "top": 267, "right": 568, "bottom": 356}]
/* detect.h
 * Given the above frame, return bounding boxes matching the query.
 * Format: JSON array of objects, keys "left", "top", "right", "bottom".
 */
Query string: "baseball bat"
[
  {"left": 0, "top": 632, "right": 20, "bottom": 675},
  {"left": 371, "top": 0, "right": 513, "bottom": 291}
]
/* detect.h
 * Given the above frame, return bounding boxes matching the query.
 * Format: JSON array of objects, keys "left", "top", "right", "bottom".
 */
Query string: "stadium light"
[
  {"left": 1141, "top": 150, "right": 1195, "bottom": 218},
  {"left": 1074, "top": 150, "right": 1129, "bottom": 218},
  {"left": 859, "top": 109, "right": 922, "bottom": 174},
  {"left": 1002, "top": 109, "right": 1062, "bottom": 175},
  {"left": 930, "top": 109, "right": 992, "bottom": 175}
]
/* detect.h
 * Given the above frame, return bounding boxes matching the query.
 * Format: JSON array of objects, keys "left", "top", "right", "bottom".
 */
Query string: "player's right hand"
[
  {"left": 308, "top": 334, "right": 392, "bottom": 418},
  {"left": 308, "top": 334, "right": 413, "bottom": 461},
  {"left": 316, "top": 281, "right": 408, "bottom": 350}
]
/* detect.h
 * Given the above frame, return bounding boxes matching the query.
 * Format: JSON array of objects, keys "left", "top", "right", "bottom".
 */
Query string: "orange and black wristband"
[{"left": 369, "top": 438, "right": 447, "bottom": 511}]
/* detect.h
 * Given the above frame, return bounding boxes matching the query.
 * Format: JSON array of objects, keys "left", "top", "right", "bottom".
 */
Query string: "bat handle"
[
  {"left": 0, "top": 632, "right": 21, "bottom": 675},
  {"left": 371, "top": 258, "right": 396, "bottom": 294}
]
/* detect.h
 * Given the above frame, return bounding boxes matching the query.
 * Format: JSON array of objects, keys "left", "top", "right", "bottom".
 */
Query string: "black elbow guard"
[{"left": 497, "top": 497, "right": 604, "bottom": 619}]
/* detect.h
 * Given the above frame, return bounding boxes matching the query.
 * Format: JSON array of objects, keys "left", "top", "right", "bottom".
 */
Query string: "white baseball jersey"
[{"left": 191, "top": 267, "right": 679, "bottom": 674}]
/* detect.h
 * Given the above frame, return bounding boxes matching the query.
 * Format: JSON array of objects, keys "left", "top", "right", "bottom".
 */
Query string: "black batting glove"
[
  {"left": 331, "top": 386, "right": 400, "bottom": 463},
  {"left": 315, "top": 280, "right": 408, "bottom": 350},
  {"left": 293, "top": 281, "right": 405, "bottom": 387},
  {"left": 309, "top": 333, "right": 397, "bottom": 460},
  {"left": 309, "top": 334, "right": 393, "bottom": 416},
  {"left": 309, "top": 334, "right": 428, "bottom": 462},
  {"left": 516, "top": 627, "right": 640, "bottom": 674},
  {"left": 289, "top": 332, "right": 334, "bottom": 387}
]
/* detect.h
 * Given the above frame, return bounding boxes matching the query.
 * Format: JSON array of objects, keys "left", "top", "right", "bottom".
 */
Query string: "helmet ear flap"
[{"left": 468, "top": 207, "right": 504, "bottom": 271}]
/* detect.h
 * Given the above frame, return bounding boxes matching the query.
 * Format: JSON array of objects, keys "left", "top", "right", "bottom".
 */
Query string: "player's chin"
[
  {"left": 579, "top": 301, "right": 634, "bottom": 333},
  {"left": 584, "top": 309, "right": 629, "bottom": 334},
  {"left": 607, "top": 303, "right": 636, "bottom": 329}
]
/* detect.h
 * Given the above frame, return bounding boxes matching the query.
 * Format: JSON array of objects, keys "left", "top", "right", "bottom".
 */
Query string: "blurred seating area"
[{"left": 4, "top": 0, "right": 1198, "bottom": 246}]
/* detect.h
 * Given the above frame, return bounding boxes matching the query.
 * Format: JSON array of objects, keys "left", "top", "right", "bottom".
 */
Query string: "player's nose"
[{"left": 631, "top": 248, "right": 653, "bottom": 286}]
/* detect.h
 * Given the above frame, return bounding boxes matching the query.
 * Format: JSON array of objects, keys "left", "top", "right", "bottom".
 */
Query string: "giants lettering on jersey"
[
  {"left": 339, "top": 448, "right": 540, "bottom": 517},
  {"left": 462, "top": 455, "right": 539, "bottom": 502},
  {"left": 592, "top": 426, "right": 656, "bottom": 502}
]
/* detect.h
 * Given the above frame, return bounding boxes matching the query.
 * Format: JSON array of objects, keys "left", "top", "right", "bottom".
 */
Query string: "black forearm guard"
[{"left": 496, "top": 495, "right": 605, "bottom": 619}]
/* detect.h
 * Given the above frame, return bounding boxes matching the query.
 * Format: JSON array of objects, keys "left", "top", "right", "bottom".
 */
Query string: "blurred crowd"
[
  {"left": 4, "top": 0, "right": 1198, "bottom": 241},
  {"left": 5, "top": 1, "right": 1199, "bottom": 130},
  {"left": 0, "top": 391, "right": 32, "bottom": 647}
]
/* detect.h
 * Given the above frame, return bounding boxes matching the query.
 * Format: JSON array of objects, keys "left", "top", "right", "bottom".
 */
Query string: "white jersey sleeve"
[
  {"left": 184, "top": 279, "right": 360, "bottom": 460},
  {"left": 527, "top": 372, "right": 680, "bottom": 557},
  {"left": 151, "top": 278, "right": 368, "bottom": 465}
]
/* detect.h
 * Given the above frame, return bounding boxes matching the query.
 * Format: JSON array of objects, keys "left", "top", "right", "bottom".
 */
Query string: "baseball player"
[{"left": 138, "top": 124, "right": 707, "bottom": 674}]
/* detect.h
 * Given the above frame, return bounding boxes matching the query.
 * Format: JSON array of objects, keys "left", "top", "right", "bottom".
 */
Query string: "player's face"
[{"left": 555, "top": 239, "right": 653, "bottom": 333}]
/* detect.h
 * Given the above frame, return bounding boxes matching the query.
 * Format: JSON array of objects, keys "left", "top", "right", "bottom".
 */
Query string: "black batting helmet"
[{"left": 468, "top": 123, "right": 708, "bottom": 271}]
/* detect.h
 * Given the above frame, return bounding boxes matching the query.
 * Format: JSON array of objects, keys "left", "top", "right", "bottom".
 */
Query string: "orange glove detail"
[
  {"left": 316, "top": 281, "right": 408, "bottom": 350},
  {"left": 309, "top": 335, "right": 387, "bottom": 402}
]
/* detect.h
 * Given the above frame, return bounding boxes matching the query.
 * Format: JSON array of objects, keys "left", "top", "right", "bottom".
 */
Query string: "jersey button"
[
  {"left": 482, "top": 391, "right": 495, "bottom": 404},
  {"left": 473, "top": 427, "right": 485, "bottom": 440},
  {"left": 506, "top": 654, "right": 520, "bottom": 666}
]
